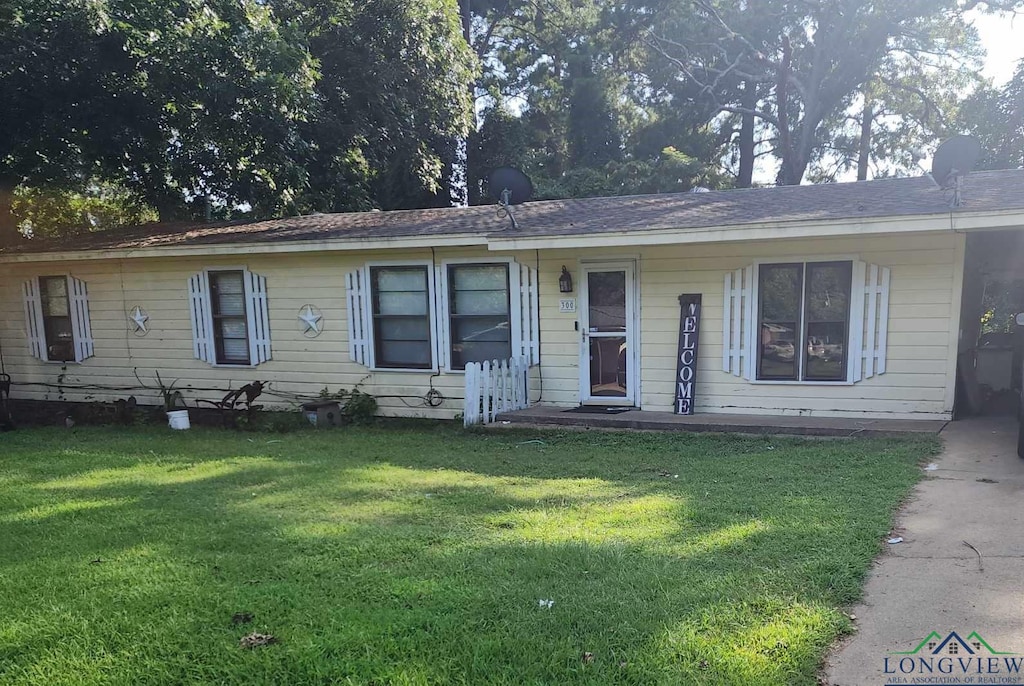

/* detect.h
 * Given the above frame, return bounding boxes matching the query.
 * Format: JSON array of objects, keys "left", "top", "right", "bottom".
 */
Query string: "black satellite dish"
[
  {"left": 488, "top": 167, "right": 534, "bottom": 205},
  {"left": 931, "top": 135, "right": 982, "bottom": 189},
  {"left": 487, "top": 167, "right": 533, "bottom": 229}
]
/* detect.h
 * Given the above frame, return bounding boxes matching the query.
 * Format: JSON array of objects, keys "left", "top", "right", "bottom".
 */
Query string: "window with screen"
[
  {"left": 757, "top": 261, "right": 852, "bottom": 382},
  {"left": 209, "top": 270, "right": 251, "bottom": 365},
  {"left": 448, "top": 264, "right": 511, "bottom": 369},
  {"left": 370, "top": 266, "right": 432, "bottom": 369},
  {"left": 39, "top": 276, "right": 75, "bottom": 362}
]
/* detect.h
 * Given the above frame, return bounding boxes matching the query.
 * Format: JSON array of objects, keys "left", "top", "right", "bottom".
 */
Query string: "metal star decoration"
[
  {"left": 298, "top": 305, "right": 323, "bottom": 337},
  {"left": 130, "top": 306, "right": 149, "bottom": 334}
]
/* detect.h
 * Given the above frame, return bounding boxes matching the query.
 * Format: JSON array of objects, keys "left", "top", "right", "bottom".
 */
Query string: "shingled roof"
[{"left": 6, "top": 169, "right": 1024, "bottom": 255}]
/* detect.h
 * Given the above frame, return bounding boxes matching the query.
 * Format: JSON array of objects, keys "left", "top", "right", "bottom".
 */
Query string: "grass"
[{"left": 0, "top": 424, "right": 938, "bottom": 685}]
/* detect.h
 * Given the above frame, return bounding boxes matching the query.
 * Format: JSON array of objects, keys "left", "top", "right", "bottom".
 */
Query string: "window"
[
  {"left": 370, "top": 266, "right": 432, "bottom": 369},
  {"left": 447, "top": 264, "right": 511, "bottom": 369},
  {"left": 209, "top": 270, "right": 250, "bottom": 365},
  {"left": 757, "top": 261, "right": 852, "bottom": 382},
  {"left": 22, "top": 275, "right": 93, "bottom": 363},
  {"left": 39, "top": 276, "right": 75, "bottom": 362},
  {"left": 187, "top": 269, "right": 271, "bottom": 366},
  {"left": 345, "top": 261, "right": 539, "bottom": 371}
]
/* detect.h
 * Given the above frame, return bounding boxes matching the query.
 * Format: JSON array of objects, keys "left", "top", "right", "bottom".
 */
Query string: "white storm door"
[{"left": 579, "top": 261, "right": 637, "bottom": 405}]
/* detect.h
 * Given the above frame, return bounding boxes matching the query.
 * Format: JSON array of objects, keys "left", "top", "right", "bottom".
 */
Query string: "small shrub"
[{"left": 342, "top": 389, "right": 378, "bottom": 425}]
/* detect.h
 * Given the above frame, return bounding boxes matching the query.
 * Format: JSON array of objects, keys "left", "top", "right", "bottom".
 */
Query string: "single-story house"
[{"left": 2, "top": 169, "right": 1023, "bottom": 423}]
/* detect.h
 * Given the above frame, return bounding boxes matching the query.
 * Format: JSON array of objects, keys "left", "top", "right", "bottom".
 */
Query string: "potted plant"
[{"left": 156, "top": 371, "right": 189, "bottom": 429}]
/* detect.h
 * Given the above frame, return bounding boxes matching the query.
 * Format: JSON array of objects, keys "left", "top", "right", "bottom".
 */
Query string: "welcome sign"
[{"left": 675, "top": 294, "right": 702, "bottom": 415}]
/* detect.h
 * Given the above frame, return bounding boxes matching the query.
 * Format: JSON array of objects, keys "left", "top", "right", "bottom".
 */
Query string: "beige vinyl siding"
[
  {"left": 0, "top": 230, "right": 963, "bottom": 421},
  {"left": 0, "top": 248, "right": 535, "bottom": 419},
  {"left": 532, "top": 231, "right": 963, "bottom": 420}
]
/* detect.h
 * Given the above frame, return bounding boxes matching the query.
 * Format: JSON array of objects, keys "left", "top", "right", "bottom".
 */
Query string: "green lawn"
[{"left": 0, "top": 424, "right": 937, "bottom": 685}]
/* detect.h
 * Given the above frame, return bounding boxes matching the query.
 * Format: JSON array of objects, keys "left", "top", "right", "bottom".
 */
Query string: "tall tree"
[
  {"left": 1, "top": 0, "right": 475, "bottom": 242},
  {"left": 0, "top": 0, "right": 318, "bottom": 244},
  {"left": 648, "top": 0, "right": 1011, "bottom": 185},
  {"left": 960, "top": 60, "right": 1024, "bottom": 170}
]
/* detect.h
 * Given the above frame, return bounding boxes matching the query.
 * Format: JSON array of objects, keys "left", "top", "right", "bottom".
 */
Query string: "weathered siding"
[{"left": 0, "top": 230, "right": 963, "bottom": 421}]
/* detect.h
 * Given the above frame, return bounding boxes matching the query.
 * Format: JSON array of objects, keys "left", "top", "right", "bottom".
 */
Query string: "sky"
[{"left": 972, "top": 9, "right": 1024, "bottom": 85}]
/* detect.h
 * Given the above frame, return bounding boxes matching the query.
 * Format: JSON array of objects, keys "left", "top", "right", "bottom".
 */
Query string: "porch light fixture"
[{"left": 559, "top": 266, "right": 574, "bottom": 293}]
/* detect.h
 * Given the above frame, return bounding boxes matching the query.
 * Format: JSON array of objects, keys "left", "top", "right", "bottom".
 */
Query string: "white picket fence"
[{"left": 464, "top": 356, "right": 531, "bottom": 427}]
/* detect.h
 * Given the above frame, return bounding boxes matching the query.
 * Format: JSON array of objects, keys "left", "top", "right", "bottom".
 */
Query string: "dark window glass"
[
  {"left": 587, "top": 271, "right": 627, "bottom": 332},
  {"left": 757, "top": 261, "right": 852, "bottom": 382},
  {"left": 803, "top": 262, "right": 852, "bottom": 381},
  {"left": 39, "top": 276, "right": 74, "bottom": 362},
  {"left": 371, "top": 266, "right": 432, "bottom": 369},
  {"left": 757, "top": 264, "right": 802, "bottom": 380},
  {"left": 448, "top": 264, "right": 511, "bottom": 369},
  {"left": 210, "top": 271, "right": 250, "bottom": 365}
]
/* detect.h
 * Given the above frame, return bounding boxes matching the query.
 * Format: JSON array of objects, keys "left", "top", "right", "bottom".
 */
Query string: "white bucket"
[{"left": 167, "top": 410, "right": 191, "bottom": 430}]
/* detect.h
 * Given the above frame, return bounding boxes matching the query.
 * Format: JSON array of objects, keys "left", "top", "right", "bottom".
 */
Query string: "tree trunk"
[
  {"left": 774, "top": 37, "right": 803, "bottom": 185},
  {"left": 857, "top": 99, "right": 874, "bottom": 181},
  {"left": 737, "top": 80, "right": 757, "bottom": 188},
  {"left": 0, "top": 181, "right": 19, "bottom": 247},
  {"left": 460, "top": 0, "right": 472, "bottom": 45}
]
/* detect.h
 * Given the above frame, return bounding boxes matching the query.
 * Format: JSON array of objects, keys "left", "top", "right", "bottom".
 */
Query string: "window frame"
[
  {"left": 364, "top": 260, "right": 439, "bottom": 373},
  {"left": 440, "top": 257, "right": 521, "bottom": 374},
  {"left": 444, "top": 260, "right": 514, "bottom": 372},
  {"left": 197, "top": 266, "right": 264, "bottom": 368},
  {"left": 207, "top": 269, "right": 252, "bottom": 366},
  {"left": 751, "top": 257, "right": 857, "bottom": 386},
  {"left": 38, "top": 275, "right": 76, "bottom": 363}
]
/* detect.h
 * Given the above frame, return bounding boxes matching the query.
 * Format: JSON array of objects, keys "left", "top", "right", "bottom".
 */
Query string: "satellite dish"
[
  {"left": 931, "top": 135, "right": 982, "bottom": 189},
  {"left": 487, "top": 167, "right": 533, "bottom": 229},
  {"left": 487, "top": 167, "right": 534, "bottom": 205}
]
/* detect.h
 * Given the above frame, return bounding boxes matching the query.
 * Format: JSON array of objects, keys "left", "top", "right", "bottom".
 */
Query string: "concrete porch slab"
[{"left": 493, "top": 406, "right": 948, "bottom": 438}]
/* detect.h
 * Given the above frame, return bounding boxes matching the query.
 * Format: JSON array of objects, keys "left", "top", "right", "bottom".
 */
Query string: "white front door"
[{"left": 579, "top": 261, "right": 637, "bottom": 406}]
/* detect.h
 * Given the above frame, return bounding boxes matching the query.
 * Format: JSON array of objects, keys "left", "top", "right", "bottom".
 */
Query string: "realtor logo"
[{"left": 883, "top": 631, "right": 1023, "bottom": 684}]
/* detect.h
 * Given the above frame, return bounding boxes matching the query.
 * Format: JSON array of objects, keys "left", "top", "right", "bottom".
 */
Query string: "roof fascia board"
[
  {"left": 487, "top": 209, "right": 1024, "bottom": 251},
  {"left": 0, "top": 234, "right": 490, "bottom": 264}
]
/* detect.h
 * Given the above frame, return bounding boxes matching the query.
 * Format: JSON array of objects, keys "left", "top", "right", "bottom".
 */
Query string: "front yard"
[{"left": 0, "top": 425, "right": 936, "bottom": 685}]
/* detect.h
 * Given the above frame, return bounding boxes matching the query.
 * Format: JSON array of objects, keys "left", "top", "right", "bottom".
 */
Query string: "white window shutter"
[
  {"left": 435, "top": 266, "right": 451, "bottom": 371},
  {"left": 851, "top": 261, "right": 891, "bottom": 380},
  {"left": 345, "top": 268, "right": 370, "bottom": 366},
  {"left": 68, "top": 276, "right": 94, "bottom": 362},
  {"left": 188, "top": 272, "right": 215, "bottom": 363},
  {"left": 22, "top": 277, "right": 45, "bottom": 360},
  {"left": 722, "top": 265, "right": 754, "bottom": 379},
  {"left": 518, "top": 263, "right": 540, "bottom": 365},
  {"left": 245, "top": 270, "right": 272, "bottom": 364}
]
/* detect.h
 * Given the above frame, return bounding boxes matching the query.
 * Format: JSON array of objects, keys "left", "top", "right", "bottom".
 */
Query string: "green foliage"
[
  {"left": 13, "top": 184, "right": 157, "bottom": 240},
  {"left": 979, "top": 279, "right": 1024, "bottom": 335},
  {"left": 646, "top": 0, "right": 998, "bottom": 184},
  {"left": 0, "top": 426, "right": 935, "bottom": 684},
  {"left": 0, "top": 0, "right": 475, "bottom": 241},
  {"left": 316, "top": 386, "right": 379, "bottom": 425},
  {"left": 960, "top": 60, "right": 1024, "bottom": 172},
  {"left": 340, "top": 388, "right": 378, "bottom": 425},
  {"left": 276, "top": 0, "right": 476, "bottom": 214}
]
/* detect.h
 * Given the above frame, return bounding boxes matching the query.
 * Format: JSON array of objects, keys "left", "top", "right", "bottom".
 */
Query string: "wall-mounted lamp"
[{"left": 559, "top": 266, "right": 574, "bottom": 294}]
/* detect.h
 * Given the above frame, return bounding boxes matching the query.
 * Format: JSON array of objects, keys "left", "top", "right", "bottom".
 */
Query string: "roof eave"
[
  {"left": 0, "top": 232, "right": 491, "bottom": 264},
  {"left": 486, "top": 208, "right": 1024, "bottom": 251}
]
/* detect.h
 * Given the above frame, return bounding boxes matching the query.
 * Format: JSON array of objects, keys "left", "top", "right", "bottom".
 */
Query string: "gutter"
[
  {"left": 0, "top": 233, "right": 490, "bottom": 264},
  {"left": 486, "top": 208, "right": 1024, "bottom": 251}
]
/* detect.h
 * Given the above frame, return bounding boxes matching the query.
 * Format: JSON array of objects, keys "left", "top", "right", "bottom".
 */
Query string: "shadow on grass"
[{"left": 0, "top": 425, "right": 935, "bottom": 685}]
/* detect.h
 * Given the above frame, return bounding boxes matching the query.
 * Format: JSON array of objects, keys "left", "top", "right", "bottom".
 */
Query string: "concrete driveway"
[{"left": 825, "top": 417, "right": 1024, "bottom": 685}]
